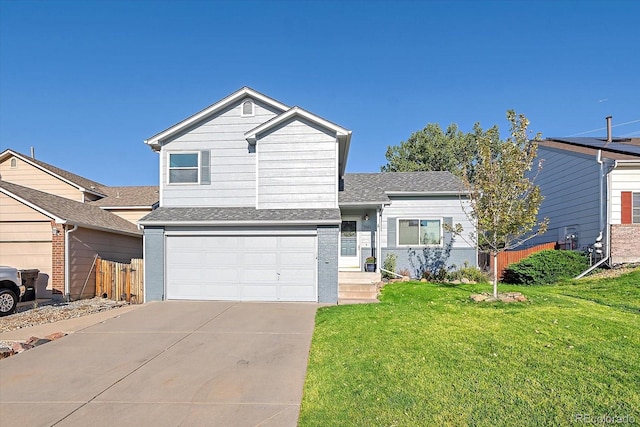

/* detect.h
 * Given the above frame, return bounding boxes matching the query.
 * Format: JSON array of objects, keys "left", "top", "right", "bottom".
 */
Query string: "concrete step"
[
  {"left": 338, "top": 284, "right": 378, "bottom": 300},
  {"left": 339, "top": 291, "right": 378, "bottom": 299},
  {"left": 338, "top": 271, "right": 381, "bottom": 285},
  {"left": 339, "top": 284, "right": 377, "bottom": 292},
  {"left": 338, "top": 298, "right": 380, "bottom": 305}
]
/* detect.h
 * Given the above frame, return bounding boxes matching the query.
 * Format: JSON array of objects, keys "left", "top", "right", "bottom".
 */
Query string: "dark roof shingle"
[
  {"left": 339, "top": 171, "right": 465, "bottom": 204},
  {"left": 139, "top": 207, "right": 341, "bottom": 224},
  {"left": 0, "top": 180, "right": 141, "bottom": 236}
]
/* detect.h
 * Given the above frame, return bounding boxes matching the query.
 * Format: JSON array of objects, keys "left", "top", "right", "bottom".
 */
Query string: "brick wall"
[
  {"left": 610, "top": 224, "right": 640, "bottom": 264},
  {"left": 51, "top": 221, "right": 65, "bottom": 296}
]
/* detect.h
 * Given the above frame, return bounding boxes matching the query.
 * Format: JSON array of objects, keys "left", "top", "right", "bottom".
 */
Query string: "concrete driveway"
[{"left": 0, "top": 301, "right": 318, "bottom": 426}]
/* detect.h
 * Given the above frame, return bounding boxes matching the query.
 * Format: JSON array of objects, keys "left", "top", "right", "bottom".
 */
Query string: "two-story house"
[
  {"left": 140, "top": 87, "right": 476, "bottom": 304},
  {"left": 526, "top": 120, "right": 640, "bottom": 268}
]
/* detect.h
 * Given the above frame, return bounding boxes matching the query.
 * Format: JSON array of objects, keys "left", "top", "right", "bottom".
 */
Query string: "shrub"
[
  {"left": 448, "top": 265, "right": 489, "bottom": 284},
  {"left": 398, "top": 268, "right": 411, "bottom": 278},
  {"left": 408, "top": 236, "right": 455, "bottom": 281},
  {"left": 382, "top": 253, "right": 397, "bottom": 280},
  {"left": 502, "top": 250, "right": 589, "bottom": 286}
]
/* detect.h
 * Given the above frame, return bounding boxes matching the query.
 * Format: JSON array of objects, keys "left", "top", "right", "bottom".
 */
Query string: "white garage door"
[{"left": 166, "top": 234, "right": 317, "bottom": 301}]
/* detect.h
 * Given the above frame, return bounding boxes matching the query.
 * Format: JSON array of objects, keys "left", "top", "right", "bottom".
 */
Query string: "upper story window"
[
  {"left": 398, "top": 218, "right": 442, "bottom": 246},
  {"left": 241, "top": 100, "right": 254, "bottom": 117},
  {"left": 10, "top": 157, "right": 17, "bottom": 168},
  {"left": 168, "top": 152, "right": 199, "bottom": 184},
  {"left": 634, "top": 192, "right": 640, "bottom": 224}
]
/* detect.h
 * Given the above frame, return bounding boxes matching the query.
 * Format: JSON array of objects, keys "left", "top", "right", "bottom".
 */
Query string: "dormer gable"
[{"left": 144, "top": 87, "right": 290, "bottom": 151}]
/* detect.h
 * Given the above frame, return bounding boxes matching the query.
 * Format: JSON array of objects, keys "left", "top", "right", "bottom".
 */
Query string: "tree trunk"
[{"left": 492, "top": 252, "right": 498, "bottom": 298}]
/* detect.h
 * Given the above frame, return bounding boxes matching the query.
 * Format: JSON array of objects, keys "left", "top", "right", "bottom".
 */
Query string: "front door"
[{"left": 339, "top": 218, "right": 360, "bottom": 270}]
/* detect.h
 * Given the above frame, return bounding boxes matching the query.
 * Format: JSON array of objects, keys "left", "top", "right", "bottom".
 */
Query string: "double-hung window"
[
  {"left": 634, "top": 192, "right": 640, "bottom": 224},
  {"left": 398, "top": 219, "right": 442, "bottom": 246},
  {"left": 168, "top": 152, "right": 199, "bottom": 184}
]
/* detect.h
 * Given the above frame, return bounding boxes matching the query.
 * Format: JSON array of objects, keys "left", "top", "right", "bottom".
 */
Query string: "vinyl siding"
[
  {"left": 528, "top": 146, "right": 602, "bottom": 250},
  {"left": 160, "top": 99, "right": 281, "bottom": 207},
  {"left": 0, "top": 193, "right": 54, "bottom": 296},
  {"left": 257, "top": 118, "right": 337, "bottom": 209},
  {"left": 380, "top": 196, "right": 476, "bottom": 274},
  {"left": 68, "top": 227, "right": 142, "bottom": 299},
  {"left": 610, "top": 166, "right": 640, "bottom": 224},
  {"left": 380, "top": 196, "right": 474, "bottom": 249},
  {"left": 0, "top": 156, "right": 84, "bottom": 201}
]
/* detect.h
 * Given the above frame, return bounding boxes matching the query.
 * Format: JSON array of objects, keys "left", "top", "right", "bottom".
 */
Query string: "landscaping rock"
[
  {"left": 26, "top": 336, "right": 51, "bottom": 347},
  {"left": 470, "top": 294, "right": 488, "bottom": 302},
  {"left": 0, "top": 347, "right": 14, "bottom": 359},
  {"left": 469, "top": 292, "right": 527, "bottom": 303},
  {"left": 11, "top": 342, "right": 34, "bottom": 354},
  {"left": 420, "top": 278, "right": 428, "bottom": 282},
  {"left": 45, "top": 332, "right": 67, "bottom": 340}
]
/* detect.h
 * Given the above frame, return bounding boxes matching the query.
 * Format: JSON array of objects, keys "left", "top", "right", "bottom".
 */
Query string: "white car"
[{"left": 0, "top": 266, "right": 26, "bottom": 316}]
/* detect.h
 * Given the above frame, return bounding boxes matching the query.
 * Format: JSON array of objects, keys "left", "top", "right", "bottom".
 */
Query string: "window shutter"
[
  {"left": 200, "top": 151, "right": 210, "bottom": 185},
  {"left": 443, "top": 217, "right": 453, "bottom": 246},
  {"left": 621, "top": 191, "right": 632, "bottom": 224},
  {"left": 387, "top": 218, "right": 396, "bottom": 248}
]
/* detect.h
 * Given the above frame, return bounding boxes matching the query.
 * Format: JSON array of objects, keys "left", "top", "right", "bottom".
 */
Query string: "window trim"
[
  {"left": 167, "top": 151, "right": 200, "bottom": 185},
  {"left": 240, "top": 99, "right": 255, "bottom": 117},
  {"left": 396, "top": 217, "right": 443, "bottom": 247},
  {"left": 633, "top": 192, "right": 640, "bottom": 224}
]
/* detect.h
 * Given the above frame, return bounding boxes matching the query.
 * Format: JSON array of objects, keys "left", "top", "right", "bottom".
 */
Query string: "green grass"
[{"left": 299, "top": 269, "right": 640, "bottom": 426}]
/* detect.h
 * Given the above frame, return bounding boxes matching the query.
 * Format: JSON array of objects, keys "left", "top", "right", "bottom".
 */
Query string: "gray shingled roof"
[
  {"left": 139, "top": 207, "right": 341, "bottom": 224},
  {"left": 90, "top": 186, "right": 159, "bottom": 207},
  {"left": 1, "top": 149, "right": 108, "bottom": 196},
  {"left": 0, "top": 180, "right": 141, "bottom": 236},
  {"left": 339, "top": 171, "right": 465, "bottom": 204}
]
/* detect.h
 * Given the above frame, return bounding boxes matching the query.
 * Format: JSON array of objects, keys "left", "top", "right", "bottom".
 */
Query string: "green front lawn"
[{"left": 299, "top": 269, "right": 640, "bottom": 426}]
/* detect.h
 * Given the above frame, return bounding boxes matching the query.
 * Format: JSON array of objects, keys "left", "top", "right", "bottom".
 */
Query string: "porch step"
[
  {"left": 338, "top": 283, "right": 379, "bottom": 301},
  {"left": 338, "top": 271, "right": 381, "bottom": 285},
  {"left": 338, "top": 298, "right": 380, "bottom": 305}
]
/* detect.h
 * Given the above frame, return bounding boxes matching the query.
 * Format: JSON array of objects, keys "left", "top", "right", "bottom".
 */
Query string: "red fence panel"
[{"left": 489, "top": 242, "right": 558, "bottom": 280}]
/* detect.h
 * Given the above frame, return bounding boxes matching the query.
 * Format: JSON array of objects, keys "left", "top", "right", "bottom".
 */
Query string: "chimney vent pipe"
[{"left": 606, "top": 116, "right": 612, "bottom": 143}]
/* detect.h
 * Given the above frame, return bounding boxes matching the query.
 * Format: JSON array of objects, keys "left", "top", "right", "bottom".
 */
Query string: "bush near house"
[{"left": 502, "top": 249, "right": 589, "bottom": 286}]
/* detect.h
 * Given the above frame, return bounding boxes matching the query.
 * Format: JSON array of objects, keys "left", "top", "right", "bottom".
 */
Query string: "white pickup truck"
[{"left": 0, "top": 266, "right": 26, "bottom": 316}]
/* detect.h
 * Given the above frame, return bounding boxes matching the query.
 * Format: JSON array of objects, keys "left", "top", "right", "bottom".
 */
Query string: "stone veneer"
[{"left": 610, "top": 224, "right": 640, "bottom": 264}]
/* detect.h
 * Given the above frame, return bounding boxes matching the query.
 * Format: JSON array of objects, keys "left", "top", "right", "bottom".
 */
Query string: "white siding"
[
  {"left": 527, "top": 146, "right": 602, "bottom": 250},
  {"left": 380, "top": 196, "right": 474, "bottom": 249},
  {"left": 257, "top": 118, "right": 337, "bottom": 209},
  {"left": 610, "top": 166, "right": 640, "bottom": 224},
  {"left": 161, "top": 99, "right": 281, "bottom": 207}
]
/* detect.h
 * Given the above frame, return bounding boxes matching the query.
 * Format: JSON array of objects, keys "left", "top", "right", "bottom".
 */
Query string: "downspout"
[
  {"left": 65, "top": 224, "right": 78, "bottom": 301},
  {"left": 575, "top": 143, "right": 613, "bottom": 278}
]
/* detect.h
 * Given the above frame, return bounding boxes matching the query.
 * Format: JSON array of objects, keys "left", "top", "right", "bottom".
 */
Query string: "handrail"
[{"left": 379, "top": 268, "right": 405, "bottom": 279}]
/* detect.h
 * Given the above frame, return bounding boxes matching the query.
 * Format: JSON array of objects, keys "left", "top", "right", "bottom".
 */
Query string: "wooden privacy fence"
[
  {"left": 490, "top": 241, "right": 558, "bottom": 280},
  {"left": 96, "top": 258, "right": 144, "bottom": 304}
]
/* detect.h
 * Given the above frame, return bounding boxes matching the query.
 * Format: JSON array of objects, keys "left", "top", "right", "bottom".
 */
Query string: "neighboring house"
[
  {"left": 527, "top": 130, "right": 640, "bottom": 266},
  {"left": 139, "top": 87, "right": 476, "bottom": 304},
  {"left": 0, "top": 181, "right": 142, "bottom": 299},
  {"left": 0, "top": 149, "right": 157, "bottom": 299},
  {"left": 89, "top": 186, "right": 159, "bottom": 223}
]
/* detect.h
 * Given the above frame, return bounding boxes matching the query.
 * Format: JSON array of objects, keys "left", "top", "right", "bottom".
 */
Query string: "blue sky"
[{"left": 1, "top": 0, "right": 638, "bottom": 186}]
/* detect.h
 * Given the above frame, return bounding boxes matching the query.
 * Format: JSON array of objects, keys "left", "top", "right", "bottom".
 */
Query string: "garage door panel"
[
  {"left": 242, "top": 284, "right": 278, "bottom": 300},
  {"left": 166, "top": 234, "right": 317, "bottom": 302},
  {"left": 280, "top": 235, "right": 315, "bottom": 249}
]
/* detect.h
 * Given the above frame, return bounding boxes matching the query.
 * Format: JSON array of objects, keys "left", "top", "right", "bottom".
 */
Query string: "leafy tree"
[
  {"left": 381, "top": 122, "right": 499, "bottom": 183},
  {"left": 451, "top": 110, "right": 549, "bottom": 297}
]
